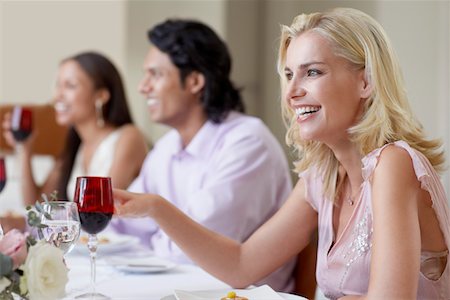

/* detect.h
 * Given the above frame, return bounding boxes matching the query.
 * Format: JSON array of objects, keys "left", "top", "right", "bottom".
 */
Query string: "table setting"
[{"left": 1, "top": 173, "right": 307, "bottom": 300}]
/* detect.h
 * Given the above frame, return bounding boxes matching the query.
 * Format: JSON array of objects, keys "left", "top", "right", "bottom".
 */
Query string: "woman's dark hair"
[
  {"left": 57, "top": 51, "right": 133, "bottom": 199},
  {"left": 148, "top": 19, "right": 245, "bottom": 123}
]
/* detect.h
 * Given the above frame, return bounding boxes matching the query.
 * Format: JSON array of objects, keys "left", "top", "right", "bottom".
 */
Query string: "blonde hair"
[{"left": 278, "top": 7, "right": 445, "bottom": 200}]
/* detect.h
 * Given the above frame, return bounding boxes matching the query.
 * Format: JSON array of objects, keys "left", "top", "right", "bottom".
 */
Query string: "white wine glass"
[{"left": 40, "top": 201, "right": 81, "bottom": 255}]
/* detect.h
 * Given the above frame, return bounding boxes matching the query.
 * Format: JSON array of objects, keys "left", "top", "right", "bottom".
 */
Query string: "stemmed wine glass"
[
  {"left": 73, "top": 176, "right": 114, "bottom": 299},
  {"left": 11, "top": 106, "right": 33, "bottom": 142},
  {"left": 0, "top": 156, "right": 6, "bottom": 237},
  {"left": 39, "top": 201, "right": 81, "bottom": 255}
]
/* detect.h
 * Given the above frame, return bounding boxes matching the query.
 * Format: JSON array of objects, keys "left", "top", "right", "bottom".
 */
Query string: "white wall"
[{"left": 1, "top": 0, "right": 127, "bottom": 104}]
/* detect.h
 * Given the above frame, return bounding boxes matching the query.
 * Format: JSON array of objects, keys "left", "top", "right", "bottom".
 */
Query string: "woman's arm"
[
  {"left": 114, "top": 178, "right": 318, "bottom": 288},
  {"left": 108, "top": 125, "right": 148, "bottom": 189},
  {"left": 356, "top": 146, "right": 421, "bottom": 299}
]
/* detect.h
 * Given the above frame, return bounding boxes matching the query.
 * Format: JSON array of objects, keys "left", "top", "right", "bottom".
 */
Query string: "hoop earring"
[{"left": 95, "top": 99, "right": 105, "bottom": 128}]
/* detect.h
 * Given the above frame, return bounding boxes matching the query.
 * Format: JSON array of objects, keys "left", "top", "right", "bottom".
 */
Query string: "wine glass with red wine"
[
  {"left": 0, "top": 157, "right": 6, "bottom": 194},
  {"left": 73, "top": 176, "right": 114, "bottom": 299},
  {"left": 11, "top": 106, "right": 33, "bottom": 142},
  {"left": 0, "top": 157, "right": 6, "bottom": 237}
]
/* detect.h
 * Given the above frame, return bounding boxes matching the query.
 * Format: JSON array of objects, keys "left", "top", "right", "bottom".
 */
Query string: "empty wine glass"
[
  {"left": 0, "top": 156, "right": 6, "bottom": 237},
  {"left": 11, "top": 106, "right": 33, "bottom": 142},
  {"left": 74, "top": 176, "right": 114, "bottom": 299},
  {"left": 40, "top": 201, "right": 81, "bottom": 255}
]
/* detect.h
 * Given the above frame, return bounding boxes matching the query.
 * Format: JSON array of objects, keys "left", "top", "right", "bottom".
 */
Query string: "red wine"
[
  {"left": 0, "top": 158, "right": 5, "bottom": 193},
  {"left": 11, "top": 107, "right": 33, "bottom": 142},
  {"left": 12, "top": 129, "right": 32, "bottom": 142},
  {"left": 0, "top": 179, "right": 5, "bottom": 193},
  {"left": 79, "top": 212, "right": 112, "bottom": 234}
]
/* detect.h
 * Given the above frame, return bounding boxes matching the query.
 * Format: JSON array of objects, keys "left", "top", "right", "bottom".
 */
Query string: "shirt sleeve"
[
  {"left": 298, "top": 167, "right": 319, "bottom": 212},
  {"left": 150, "top": 133, "right": 292, "bottom": 263}
]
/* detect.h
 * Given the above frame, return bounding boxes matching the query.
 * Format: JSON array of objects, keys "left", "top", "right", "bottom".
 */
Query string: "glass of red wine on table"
[{"left": 74, "top": 176, "right": 114, "bottom": 300}]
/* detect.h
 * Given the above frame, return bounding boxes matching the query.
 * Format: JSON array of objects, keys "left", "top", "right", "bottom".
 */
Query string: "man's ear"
[{"left": 186, "top": 71, "right": 205, "bottom": 94}]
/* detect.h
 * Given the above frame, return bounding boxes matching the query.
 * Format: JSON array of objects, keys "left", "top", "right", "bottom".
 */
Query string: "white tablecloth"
[{"left": 64, "top": 253, "right": 230, "bottom": 300}]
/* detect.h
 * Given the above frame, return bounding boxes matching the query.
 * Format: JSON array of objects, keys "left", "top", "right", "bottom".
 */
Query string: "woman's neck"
[
  {"left": 75, "top": 120, "right": 114, "bottom": 145},
  {"left": 329, "top": 139, "right": 364, "bottom": 192}
]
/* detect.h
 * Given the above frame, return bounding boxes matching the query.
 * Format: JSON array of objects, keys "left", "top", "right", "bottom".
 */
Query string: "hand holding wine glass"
[
  {"left": 1, "top": 106, "right": 34, "bottom": 151},
  {"left": 74, "top": 176, "right": 114, "bottom": 299},
  {"left": 11, "top": 106, "right": 33, "bottom": 142}
]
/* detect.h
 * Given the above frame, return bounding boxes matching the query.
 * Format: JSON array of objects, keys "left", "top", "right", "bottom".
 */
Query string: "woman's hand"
[{"left": 113, "top": 188, "right": 163, "bottom": 219}]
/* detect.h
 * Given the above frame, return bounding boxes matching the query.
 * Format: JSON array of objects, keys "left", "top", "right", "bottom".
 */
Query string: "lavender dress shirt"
[{"left": 110, "top": 112, "right": 295, "bottom": 291}]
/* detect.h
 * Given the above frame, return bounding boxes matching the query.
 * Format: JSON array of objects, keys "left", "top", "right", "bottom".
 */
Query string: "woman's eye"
[
  {"left": 285, "top": 72, "right": 293, "bottom": 81},
  {"left": 307, "top": 69, "right": 322, "bottom": 77}
]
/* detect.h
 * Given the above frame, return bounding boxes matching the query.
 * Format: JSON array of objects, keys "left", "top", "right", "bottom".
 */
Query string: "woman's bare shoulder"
[{"left": 117, "top": 124, "right": 148, "bottom": 144}]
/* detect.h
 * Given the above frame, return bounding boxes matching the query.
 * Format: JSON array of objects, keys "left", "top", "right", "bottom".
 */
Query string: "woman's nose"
[{"left": 286, "top": 81, "right": 306, "bottom": 106}]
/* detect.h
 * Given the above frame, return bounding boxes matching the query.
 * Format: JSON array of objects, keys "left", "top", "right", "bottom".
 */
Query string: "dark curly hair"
[{"left": 148, "top": 19, "right": 245, "bottom": 123}]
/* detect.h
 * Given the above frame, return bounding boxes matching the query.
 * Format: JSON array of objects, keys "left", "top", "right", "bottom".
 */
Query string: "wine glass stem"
[{"left": 87, "top": 234, "right": 98, "bottom": 295}]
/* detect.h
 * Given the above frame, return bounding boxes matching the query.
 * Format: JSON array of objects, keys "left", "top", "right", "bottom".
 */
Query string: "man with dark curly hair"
[{"left": 110, "top": 19, "right": 296, "bottom": 292}]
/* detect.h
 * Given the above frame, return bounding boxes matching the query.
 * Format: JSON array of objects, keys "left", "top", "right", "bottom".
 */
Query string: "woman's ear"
[
  {"left": 359, "top": 71, "right": 372, "bottom": 99},
  {"left": 186, "top": 71, "right": 205, "bottom": 94},
  {"left": 95, "top": 89, "right": 111, "bottom": 104}
]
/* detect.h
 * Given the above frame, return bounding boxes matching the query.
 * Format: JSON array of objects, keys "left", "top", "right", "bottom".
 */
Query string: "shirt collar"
[
  {"left": 183, "top": 119, "right": 218, "bottom": 158},
  {"left": 172, "top": 112, "right": 239, "bottom": 158}
]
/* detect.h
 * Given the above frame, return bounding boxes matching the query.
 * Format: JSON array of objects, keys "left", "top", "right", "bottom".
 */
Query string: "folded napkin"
[{"left": 174, "top": 285, "right": 284, "bottom": 300}]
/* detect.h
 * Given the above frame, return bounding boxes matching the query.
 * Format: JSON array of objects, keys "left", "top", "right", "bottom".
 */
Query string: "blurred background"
[{"left": 1, "top": 0, "right": 449, "bottom": 197}]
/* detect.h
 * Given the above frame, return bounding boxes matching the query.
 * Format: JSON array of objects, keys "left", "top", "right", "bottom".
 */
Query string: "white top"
[{"left": 66, "top": 129, "right": 122, "bottom": 201}]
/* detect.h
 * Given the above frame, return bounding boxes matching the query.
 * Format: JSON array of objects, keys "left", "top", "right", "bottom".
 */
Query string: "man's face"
[{"left": 138, "top": 46, "right": 202, "bottom": 129}]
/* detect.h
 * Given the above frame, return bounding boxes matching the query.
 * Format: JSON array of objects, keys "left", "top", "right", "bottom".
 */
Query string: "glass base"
[{"left": 75, "top": 292, "right": 110, "bottom": 299}]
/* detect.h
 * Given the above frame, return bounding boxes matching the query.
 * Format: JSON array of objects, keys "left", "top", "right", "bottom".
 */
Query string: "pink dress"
[{"left": 301, "top": 141, "right": 450, "bottom": 299}]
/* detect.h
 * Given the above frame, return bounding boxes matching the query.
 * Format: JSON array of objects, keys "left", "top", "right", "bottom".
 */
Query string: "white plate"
[
  {"left": 73, "top": 232, "right": 139, "bottom": 255},
  {"left": 106, "top": 256, "right": 177, "bottom": 274},
  {"left": 161, "top": 285, "right": 307, "bottom": 300}
]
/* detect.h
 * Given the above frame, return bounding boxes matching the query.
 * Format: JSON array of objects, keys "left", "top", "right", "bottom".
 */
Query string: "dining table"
[
  {"left": 63, "top": 236, "right": 307, "bottom": 300},
  {"left": 64, "top": 253, "right": 229, "bottom": 299}
]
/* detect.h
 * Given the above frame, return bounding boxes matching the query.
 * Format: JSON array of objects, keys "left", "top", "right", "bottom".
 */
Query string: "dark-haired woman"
[{"left": 2, "top": 51, "right": 148, "bottom": 205}]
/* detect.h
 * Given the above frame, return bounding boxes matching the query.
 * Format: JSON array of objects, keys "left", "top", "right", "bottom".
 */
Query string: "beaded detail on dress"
[{"left": 339, "top": 207, "right": 373, "bottom": 290}]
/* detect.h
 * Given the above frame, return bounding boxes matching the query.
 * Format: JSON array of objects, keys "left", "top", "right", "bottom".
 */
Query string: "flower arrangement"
[{"left": 0, "top": 193, "right": 68, "bottom": 299}]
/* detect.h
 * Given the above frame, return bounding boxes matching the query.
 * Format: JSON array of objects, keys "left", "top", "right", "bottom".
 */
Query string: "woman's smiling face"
[{"left": 284, "top": 31, "right": 367, "bottom": 145}]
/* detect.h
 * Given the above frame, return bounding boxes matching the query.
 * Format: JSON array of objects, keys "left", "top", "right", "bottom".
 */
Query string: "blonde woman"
[{"left": 113, "top": 8, "right": 450, "bottom": 299}]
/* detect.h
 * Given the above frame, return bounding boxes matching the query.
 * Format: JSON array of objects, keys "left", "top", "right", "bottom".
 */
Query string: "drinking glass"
[
  {"left": 11, "top": 106, "right": 33, "bottom": 142},
  {"left": 73, "top": 176, "right": 114, "bottom": 299},
  {"left": 0, "top": 157, "right": 6, "bottom": 237},
  {"left": 0, "top": 157, "right": 6, "bottom": 194},
  {"left": 40, "top": 201, "right": 81, "bottom": 255}
]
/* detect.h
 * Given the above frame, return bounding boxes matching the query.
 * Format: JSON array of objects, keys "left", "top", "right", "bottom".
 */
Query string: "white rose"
[{"left": 24, "top": 241, "right": 68, "bottom": 299}]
